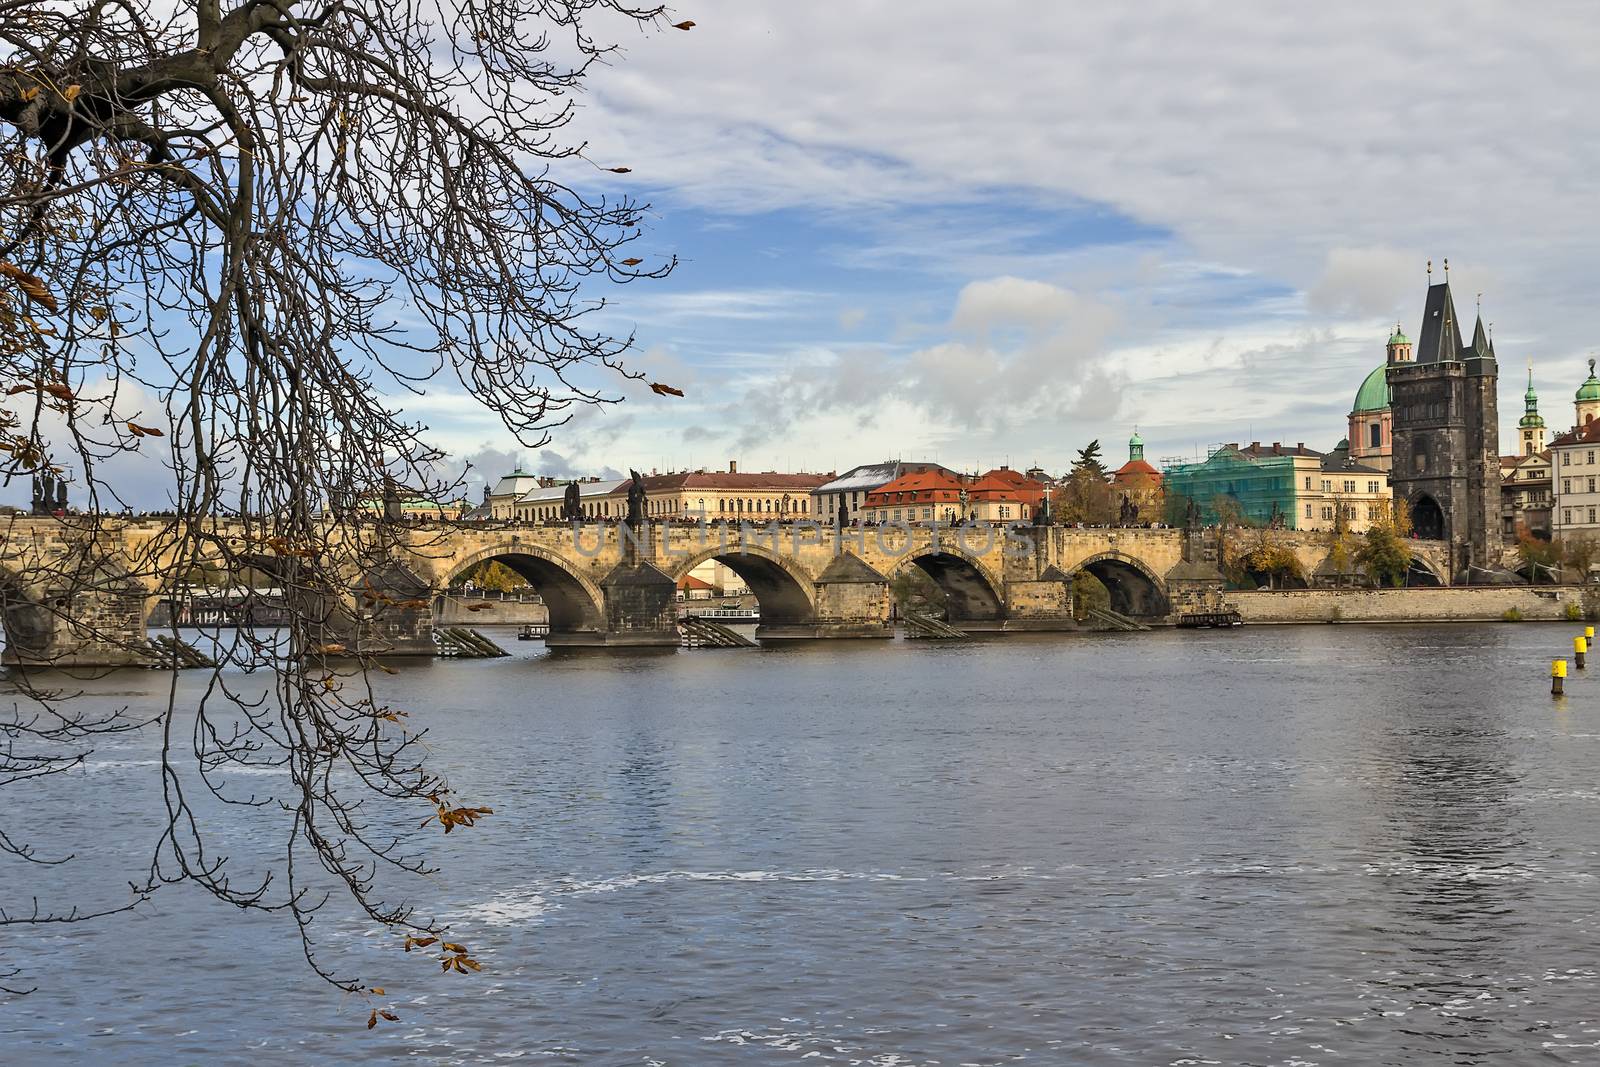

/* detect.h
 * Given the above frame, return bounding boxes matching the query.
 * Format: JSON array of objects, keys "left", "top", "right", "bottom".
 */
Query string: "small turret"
[
  {"left": 1386, "top": 323, "right": 1412, "bottom": 363},
  {"left": 1128, "top": 428, "right": 1145, "bottom": 464}
]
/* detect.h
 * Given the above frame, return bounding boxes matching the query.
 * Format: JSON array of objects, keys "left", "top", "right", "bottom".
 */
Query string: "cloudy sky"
[
  {"left": 461, "top": 0, "right": 1597, "bottom": 486},
  {"left": 12, "top": 1, "right": 1600, "bottom": 507}
]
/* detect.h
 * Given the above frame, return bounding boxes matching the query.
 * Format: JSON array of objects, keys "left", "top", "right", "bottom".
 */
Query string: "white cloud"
[{"left": 580, "top": 2, "right": 1599, "bottom": 350}]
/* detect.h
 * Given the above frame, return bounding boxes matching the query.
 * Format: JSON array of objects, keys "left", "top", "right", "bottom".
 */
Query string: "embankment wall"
[{"left": 1224, "top": 586, "right": 1588, "bottom": 624}]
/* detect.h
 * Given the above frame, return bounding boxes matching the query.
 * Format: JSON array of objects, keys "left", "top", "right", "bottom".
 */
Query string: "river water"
[{"left": 4, "top": 623, "right": 1600, "bottom": 1065}]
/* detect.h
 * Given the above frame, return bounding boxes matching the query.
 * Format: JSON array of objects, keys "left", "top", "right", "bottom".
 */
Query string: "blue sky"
[{"left": 10, "top": 1, "right": 1600, "bottom": 507}]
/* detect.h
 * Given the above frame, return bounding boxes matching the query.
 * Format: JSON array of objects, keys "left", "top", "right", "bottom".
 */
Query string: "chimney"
[
  {"left": 729, "top": 460, "right": 738, "bottom": 474},
  {"left": 1296, "top": 442, "right": 1305, "bottom": 451},
  {"left": 1271, "top": 443, "right": 1281, "bottom": 455},
  {"left": 1250, "top": 441, "right": 1260, "bottom": 451}
]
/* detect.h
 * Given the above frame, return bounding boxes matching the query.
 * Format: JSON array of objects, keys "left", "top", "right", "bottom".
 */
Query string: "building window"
[
  {"left": 1591, "top": 451, "right": 1597, "bottom": 465},
  {"left": 1304, "top": 476, "right": 1312, "bottom": 490},
  {"left": 1343, "top": 480, "right": 1356, "bottom": 493},
  {"left": 1368, "top": 481, "right": 1379, "bottom": 493},
  {"left": 1321, "top": 479, "right": 1331, "bottom": 492},
  {"left": 1304, "top": 503, "right": 1312, "bottom": 519},
  {"left": 1564, "top": 508, "right": 1573, "bottom": 525},
  {"left": 999, "top": 506, "right": 1010, "bottom": 519},
  {"left": 1592, "top": 508, "right": 1598, "bottom": 525}
]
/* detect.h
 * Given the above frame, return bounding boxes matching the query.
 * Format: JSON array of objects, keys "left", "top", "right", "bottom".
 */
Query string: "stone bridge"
[{"left": 0, "top": 515, "right": 1454, "bottom": 666}]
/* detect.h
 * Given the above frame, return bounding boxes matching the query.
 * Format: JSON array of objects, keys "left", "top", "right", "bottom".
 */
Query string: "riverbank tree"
[
  {"left": 1355, "top": 500, "right": 1414, "bottom": 587},
  {"left": 1, "top": 0, "right": 680, "bottom": 1014}
]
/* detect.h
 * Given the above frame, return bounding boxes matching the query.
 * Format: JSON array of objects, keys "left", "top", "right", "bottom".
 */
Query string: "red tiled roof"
[
  {"left": 1112, "top": 459, "right": 1162, "bottom": 480},
  {"left": 1550, "top": 421, "right": 1600, "bottom": 449},
  {"left": 864, "top": 469, "right": 966, "bottom": 506},
  {"left": 677, "top": 574, "right": 714, "bottom": 591},
  {"left": 864, "top": 467, "right": 1046, "bottom": 507}
]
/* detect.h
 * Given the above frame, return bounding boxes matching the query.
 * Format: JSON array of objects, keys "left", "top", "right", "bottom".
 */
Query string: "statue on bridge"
[
  {"left": 1034, "top": 494, "right": 1053, "bottom": 526},
  {"left": 1119, "top": 494, "right": 1140, "bottom": 526},
  {"left": 626, "top": 469, "right": 647, "bottom": 528},
  {"left": 1185, "top": 497, "right": 1201, "bottom": 532},
  {"left": 958, "top": 486, "right": 971, "bottom": 523},
  {"left": 30, "top": 470, "right": 66, "bottom": 516},
  {"left": 562, "top": 480, "right": 582, "bottom": 521}
]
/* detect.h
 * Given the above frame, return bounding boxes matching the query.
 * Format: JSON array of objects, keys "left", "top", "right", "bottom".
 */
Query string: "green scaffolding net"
[{"left": 1162, "top": 447, "right": 1299, "bottom": 528}]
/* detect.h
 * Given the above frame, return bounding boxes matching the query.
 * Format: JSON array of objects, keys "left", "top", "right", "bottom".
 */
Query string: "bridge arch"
[
  {"left": 1403, "top": 554, "right": 1445, "bottom": 587},
  {"left": 442, "top": 544, "right": 605, "bottom": 635},
  {"left": 1074, "top": 551, "right": 1170, "bottom": 618},
  {"left": 0, "top": 565, "right": 55, "bottom": 663},
  {"left": 891, "top": 550, "right": 1005, "bottom": 622},
  {"left": 667, "top": 544, "right": 817, "bottom": 628},
  {"left": 1410, "top": 493, "right": 1445, "bottom": 541}
]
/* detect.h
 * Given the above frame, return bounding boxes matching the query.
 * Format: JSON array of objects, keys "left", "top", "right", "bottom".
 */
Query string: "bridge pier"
[
  {"left": 798, "top": 554, "right": 893, "bottom": 639},
  {"left": 1, "top": 583, "right": 154, "bottom": 669},
  {"left": 993, "top": 565, "right": 1080, "bottom": 631},
  {"left": 589, "top": 560, "right": 680, "bottom": 647}
]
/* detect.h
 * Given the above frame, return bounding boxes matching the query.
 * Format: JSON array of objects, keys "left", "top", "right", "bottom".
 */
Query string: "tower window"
[{"left": 1370, "top": 423, "right": 1381, "bottom": 449}]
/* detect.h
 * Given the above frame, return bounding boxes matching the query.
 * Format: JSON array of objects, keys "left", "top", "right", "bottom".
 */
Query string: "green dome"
[
  {"left": 1388, "top": 324, "right": 1409, "bottom": 346},
  {"left": 1352, "top": 365, "right": 1390, "bottom": 414},
  {"left": 1578, "top": 359, "right": 1600, "bottom": 402}
]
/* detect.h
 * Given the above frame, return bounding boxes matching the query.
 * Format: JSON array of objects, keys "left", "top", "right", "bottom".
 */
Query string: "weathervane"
[
  {"left": 1443, "top": 257, "right": 1449, "bottom": 279},
  {"left": 1426, "top": 258, "right": 1432, "bottom": 278}
]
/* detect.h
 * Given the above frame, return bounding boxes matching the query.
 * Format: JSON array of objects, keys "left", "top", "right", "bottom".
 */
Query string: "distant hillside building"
[{"left": 1387, "top": 276, "right": 1502, "bottom": 575}]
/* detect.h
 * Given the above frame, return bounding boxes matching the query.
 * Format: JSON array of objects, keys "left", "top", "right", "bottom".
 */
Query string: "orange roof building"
[{"left": 862, "top": 466, "right": 1045, "bottom": 524}]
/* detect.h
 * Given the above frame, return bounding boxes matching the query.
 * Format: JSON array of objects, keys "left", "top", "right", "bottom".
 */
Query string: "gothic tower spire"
[{"left": 1520, "top": 360, "right": 1546, "bottom": 455}]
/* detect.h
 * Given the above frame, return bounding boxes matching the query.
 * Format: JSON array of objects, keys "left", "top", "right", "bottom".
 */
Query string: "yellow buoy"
[{"left": 1553, "top": 658, "right": 1568, "bottom": 696}]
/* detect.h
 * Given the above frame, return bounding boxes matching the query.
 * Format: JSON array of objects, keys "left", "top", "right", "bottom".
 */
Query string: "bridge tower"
[{"left": 1388, "top": 272, "right": 1502, "bottom": 580}]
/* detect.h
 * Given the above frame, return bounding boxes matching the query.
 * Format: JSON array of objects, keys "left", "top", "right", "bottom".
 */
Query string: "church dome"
[
  {"left": 1578, "top": 359, "right": 1600, "bottom": 402},
  {"left": 1352, "top": 365, "right": 1390, "bottom": 414}
]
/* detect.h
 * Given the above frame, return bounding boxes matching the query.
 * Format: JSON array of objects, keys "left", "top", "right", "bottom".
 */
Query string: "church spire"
[
  {"left": 1519, "top": 360, "right": 1545, "bottom": 454},
  {"left": 1415, "top": 274, "right": 1463, "bottom": 363}
]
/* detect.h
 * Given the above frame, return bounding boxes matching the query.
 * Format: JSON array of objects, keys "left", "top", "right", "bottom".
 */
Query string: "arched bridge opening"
[
  {"left": 677, "top": 550, "right": 816, "bottom": 632},
  {"left": 149, "top": 550, "right": 303, "bottom": 629},
  {"left": 1404, "top": 557, "right": 1444, "bottom": 587},
  {"left": 444, "top": 551, "right": 605, "bottom": 638},
  {"left": 1077, "top": 555, "right": 1170, "bottom": 618},
  {"left": 900, "top": 552, "right": 1004, "bottom": 623},
  {"left": 0, "top": 568, "right": 54, "bottom": 664}
]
